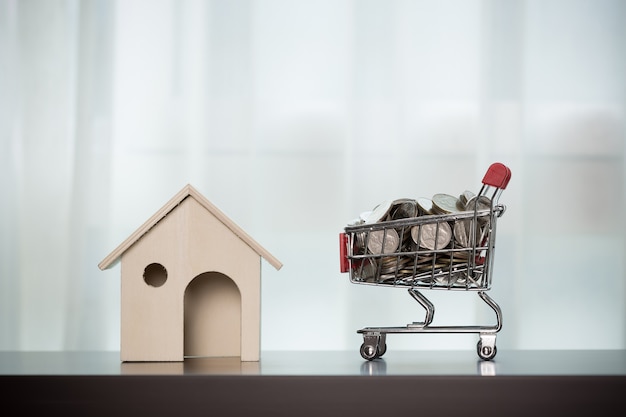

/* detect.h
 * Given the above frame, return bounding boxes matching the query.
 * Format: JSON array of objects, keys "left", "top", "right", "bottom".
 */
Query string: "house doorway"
[{"left": 184, "top": 271, "right": 241, "bottom": 358}]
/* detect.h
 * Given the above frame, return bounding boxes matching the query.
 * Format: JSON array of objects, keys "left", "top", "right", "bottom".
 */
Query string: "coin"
[
  {"left": 348, "top": 217, "right": 364, "bottom": 226},
  {"left": 414, "top": 254, "right": 435, "bottom": 264},
  {"left": 359, "top": 211, "right": 372, "bottom": 222},
  {"left": 367, "top": 228, "right": 400, "bottom": 254},
  {"left": 432, "top": 193, "right": 463, "bottom": 214},
  {"left": 364, "top": 200, "right": 392, "bottom": 224},
  {"left": 389, "top": 199, "right": 418, "bottom": 220},
  {"left": 354, "top": 258, "right": 378, "bottom": 282},
  {"left": 454, "top": 217, "right": 486, "bottom": 248},
  {"left": 378, "top": 256, "right": 413, "bottom": 281},
  {"left": 353, "top": 232, "right": 369, "bottom": 255},
  {"left": 411, "top": 221, "right": 452, "bottom": 250},
  {"left": 434, "top": 273, "right": 461, "bottom": 286},
  {"left": 447, "top": 250, "right": 472, "bottom": 262},
  {"left": 459, "top": 190, "right": 475, "bottom": 207},
  {"left": 464, "top": 195, "right": 491, "bottom": 212},
  {"left": 417, "top": 197, "right": 433, "bottom": 215},
  {"left": 463, "top": 195, "right": 492, "bottom": 233}
]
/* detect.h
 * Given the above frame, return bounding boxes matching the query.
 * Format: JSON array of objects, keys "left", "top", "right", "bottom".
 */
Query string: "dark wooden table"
[{"left": 1, "top": 350, "right": 624, "bottom": 416}]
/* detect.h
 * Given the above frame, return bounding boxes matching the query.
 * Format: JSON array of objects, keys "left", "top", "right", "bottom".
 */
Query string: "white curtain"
[{"left": 1, "top": 0, "right": 624, "bottom": 352}]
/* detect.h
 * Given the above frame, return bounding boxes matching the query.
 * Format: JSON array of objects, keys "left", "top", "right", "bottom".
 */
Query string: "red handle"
[
  {"left": 339, "top": 233, "right": 349, "bottom": 273},
  {"left": 482, "top": 162, "right": 511, "bottom": 190}
]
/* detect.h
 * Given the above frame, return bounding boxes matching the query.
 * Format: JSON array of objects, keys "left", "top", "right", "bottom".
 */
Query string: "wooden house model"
[{"left": 98, "top": 184, "right": 282, "bottom": 362}]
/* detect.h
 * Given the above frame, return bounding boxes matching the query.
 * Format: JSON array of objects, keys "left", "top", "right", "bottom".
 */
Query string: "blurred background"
[{"left": 1, "top": 0, "right": 624, "bottom": 354}]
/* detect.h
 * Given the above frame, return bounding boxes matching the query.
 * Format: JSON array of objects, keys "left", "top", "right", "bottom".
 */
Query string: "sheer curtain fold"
[{"left": 0, "top": 0, "right": 624, "bottom": 351}]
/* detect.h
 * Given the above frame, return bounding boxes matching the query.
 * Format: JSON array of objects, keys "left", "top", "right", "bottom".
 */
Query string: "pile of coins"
[{"left": 347, "top": 190, "right": 492, "bottom": 288}]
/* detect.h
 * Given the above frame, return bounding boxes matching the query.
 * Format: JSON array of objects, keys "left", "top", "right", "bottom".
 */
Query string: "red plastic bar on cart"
[
  {"left": 482, "top": 162, "right": 511, "bottom": 189},
  {"left": 339, "top": 233, "right": 349, "bottom": 273}
]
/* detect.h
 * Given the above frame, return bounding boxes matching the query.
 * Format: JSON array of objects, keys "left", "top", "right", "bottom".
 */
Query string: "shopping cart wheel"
[
  {"left": 477, "top": 339, "right": 497, "bottom": 361},
  {"left": 361, "top": 343, "right": 387, "bottom": 361},
  {"left": 360, "top": 333, "right": 387, "bottom": 360},
  {"left": 360, "top": 343, "right": 378, "bottom": 361}
]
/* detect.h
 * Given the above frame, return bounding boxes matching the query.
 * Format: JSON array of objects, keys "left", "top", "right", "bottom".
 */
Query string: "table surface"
[
  {"left": 1, "top": 349, "right": 624, "bottom": 376},
  {"left": 3, "top": 350, "right": 625, "bottom": 416}
]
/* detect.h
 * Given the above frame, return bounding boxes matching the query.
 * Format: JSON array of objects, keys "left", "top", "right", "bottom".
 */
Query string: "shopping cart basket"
[{"left": 339, "top": 163, "right": 511, "bottom": 361}]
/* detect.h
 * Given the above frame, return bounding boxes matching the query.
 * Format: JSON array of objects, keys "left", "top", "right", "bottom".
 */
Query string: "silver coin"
[
  {"left": 364, "top": 200, "right": 392, "bottom": 224},
  {"left": 354, "top": 258, "right": 378, "bottom": 282},
  {"left": 459, "top": 190, "right": 475, "bottom": 207},
  {"left": 348, "top": 217, "right": 364, "bottom": 226},
  {"left": 447, "top": 251, "right": 471, "bottom": 262},
  {"left": 432, "top": 193, "right": 463, "bottom": 214},
  {"left": 434, "top": 274, "right": 458, "bottom": 286},
  {"left": 367, "top": 228, "right": 400, "bottom": 254},
  {"left": 464, "top": 195, "right": 491, "bottom": 212},
  {"left": 417, "top": 197, "right": 433, "bottom": 215},
  {"left": 464, "top": 195, "right": 492, "bottom": 236},
  {"left": 389, "top": 198, "right": 418, "bottom": 220},
  {"left": 359, "top": 211, "right": 372, "bottom": 222},
  {"left": 453, "top": 220, "right": 471, "bottom": 247},
  {"left": 353, "top": 232, "right": 368, "bottom": 255},
  {"left": 453, "top": 218, "right": 485, "bottom": 248},
  {"left": 411, "top": 222, "right": 452, "bottom": 250},
  {"left": 379, "top": 256, "right": 412, "bottom": 274},
  {"left": 416, "top": 255, "right": 435, "bottom": 264}
]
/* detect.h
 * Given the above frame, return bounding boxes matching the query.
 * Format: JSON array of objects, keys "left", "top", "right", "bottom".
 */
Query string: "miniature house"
[{"left": 98, "top": 184, "right": 282, "bottom": 362}]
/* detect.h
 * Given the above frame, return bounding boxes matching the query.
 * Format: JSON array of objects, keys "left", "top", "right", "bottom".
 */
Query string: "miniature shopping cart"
[{"left": 339, "top": 163, "right": 511, "bottom": 361}]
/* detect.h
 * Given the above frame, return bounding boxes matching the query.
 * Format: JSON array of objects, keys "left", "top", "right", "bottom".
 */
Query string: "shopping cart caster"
[
  {"left": 477, "top": 335, "right": 497, "bottom": 361},
  {"left": 360, "top": 333, "right": 387, "bottom": 360}
]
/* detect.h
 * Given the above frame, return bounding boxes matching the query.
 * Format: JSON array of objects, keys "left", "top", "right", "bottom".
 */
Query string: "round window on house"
[{"left": 143, "top": 263, "right": 168, "bottom": 287}]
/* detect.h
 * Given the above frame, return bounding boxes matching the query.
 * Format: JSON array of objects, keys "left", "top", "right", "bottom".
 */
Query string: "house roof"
[{"left": 98, "top": 184, "right": 283, "bottom": 271}]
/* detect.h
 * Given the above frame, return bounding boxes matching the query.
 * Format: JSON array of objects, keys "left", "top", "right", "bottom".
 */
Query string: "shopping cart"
[{"left": 339, "top": 163, "right": 511, "bottom": 361}]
